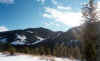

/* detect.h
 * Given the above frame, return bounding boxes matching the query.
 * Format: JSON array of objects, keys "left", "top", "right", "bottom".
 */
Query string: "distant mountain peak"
[{"left": 0, "top": 27, "right": 81, "bottom": 47}]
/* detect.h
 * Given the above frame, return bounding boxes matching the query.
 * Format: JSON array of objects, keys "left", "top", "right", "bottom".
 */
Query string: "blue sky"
[{"left": 0, "top": 0, "right": 98, "bottom": 32}]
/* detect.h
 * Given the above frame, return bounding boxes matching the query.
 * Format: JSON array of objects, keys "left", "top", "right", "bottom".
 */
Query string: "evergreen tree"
[
  {"left": 81, "top": 0, "right": 97, "bottom": 61},
  {"left": 34, "top": 48, "right": 40, "bottom": 55},
  {"left": 7, "top": 44, "right": 16, "bottom": 55},
  {"left": 24, "top": 47, "right": 30, "bottom": 54}
]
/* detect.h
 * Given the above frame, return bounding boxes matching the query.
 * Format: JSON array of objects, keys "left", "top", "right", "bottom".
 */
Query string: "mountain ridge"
[{"left": 0, "top": 27, "right": 80, "bottom": 48}]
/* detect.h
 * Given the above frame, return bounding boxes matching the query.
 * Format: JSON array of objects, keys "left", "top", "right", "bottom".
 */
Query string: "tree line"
[{"left": 0, "top": 43, "right": 81, "bottom": 59}]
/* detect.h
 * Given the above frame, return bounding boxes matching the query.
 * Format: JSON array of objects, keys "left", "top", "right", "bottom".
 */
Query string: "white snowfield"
[{"left": 0, "top": 53, "right": 80, "bottom": 61}]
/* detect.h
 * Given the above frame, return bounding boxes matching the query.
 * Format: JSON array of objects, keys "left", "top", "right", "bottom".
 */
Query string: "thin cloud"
[
  {"left": 43, "top": 14, "right": 52, "bottom": 18},
  {"left": 0, "top": 0, "right": 15, "bottom": 4},
  {"left": 52, "top": 0, "right": 58, "bottom": 5},
  {"left": 97, "top": 2, "right": 100, "bottom": 10},
  {"left": 37, "top": 0, "right": 45, "bottom": 4},
  {"left": 44, "top": 22, "right": 62, "bottom": 27},
  {"left": 43, "top": 7, "right": 83, "bottom": 27},
  {"left": 57, "top": 5, "right": 72, "bottom": 10},
  {"left": 44, "top": 22, "right": 50, "bottom": 26},
  {"left": 96, "top": 1, "right": 100, "bottom": 20},
  {"left": 0, "top": 26, "right": 8, "bottom": 32}
]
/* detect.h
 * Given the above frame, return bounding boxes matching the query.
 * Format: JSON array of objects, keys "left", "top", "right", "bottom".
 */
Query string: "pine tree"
[
  {"left": 34, "top": 47, "right": 40, "bottom": 55},
  {"left": 7, "top": 44, "right": 16, "bottom": 55},
  {"left": 24, "top": 47, "right": 30, "bottom": 54},
  {"left": 81, "top": 0, "right": 97, "bottom": 61}
]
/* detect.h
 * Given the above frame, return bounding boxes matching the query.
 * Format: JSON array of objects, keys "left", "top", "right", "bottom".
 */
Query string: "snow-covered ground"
[{"left": 0, "top": 53, "right": 80, "bottom": 61}]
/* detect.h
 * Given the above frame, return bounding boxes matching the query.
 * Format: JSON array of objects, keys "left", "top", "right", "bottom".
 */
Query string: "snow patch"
[
  {"left": 11, "top": 41, "right": 25, "bottom": 45},
  {"left": 26, "top": 31, "right": 34, "bottom": 33},
  {"left": 11, "top": 34, "right": 27, "bottom": 45},
  {"left": 32, "top": 40, "right": 43, "bottom": 45},
  {"left": 31, "top": 36, "right": 45, "bottom": 45},
  {"left": 0, "top": 53, "right": 80, "bottom": 61},
  {"left": 35, "top": 36, "right": 45, "bottom": 41},
  {"left": 0, "top": 38, "right": 8, "bottom": 43},
  {"left": 16, "top": 34, "right": 26, "bottom": 42}
]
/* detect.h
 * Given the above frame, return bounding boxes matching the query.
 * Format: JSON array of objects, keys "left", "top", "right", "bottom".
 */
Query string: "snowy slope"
[
  {"left": 0, "top": 53, "right": 80, "bottom": 61},
  {"left": 0, "top": 38, "right": 8, "bottom": 43}
]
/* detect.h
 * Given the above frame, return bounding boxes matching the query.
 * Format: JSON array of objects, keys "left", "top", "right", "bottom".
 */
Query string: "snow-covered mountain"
[{"left": 0, "top": 27, "right": 80, "bottom": 48}]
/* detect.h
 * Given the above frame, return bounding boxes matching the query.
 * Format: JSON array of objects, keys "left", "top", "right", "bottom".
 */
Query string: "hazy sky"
[{"left": 0, "top": 0, "right": 98, "bottom": 32}]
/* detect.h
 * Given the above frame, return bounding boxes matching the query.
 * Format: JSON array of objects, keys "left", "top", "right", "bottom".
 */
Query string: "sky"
[{"left": 0, "top": 0, "right": 99, "bottom": 32}]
